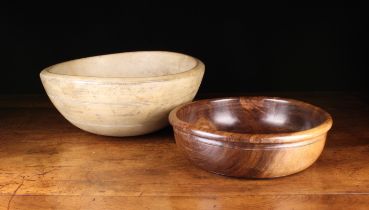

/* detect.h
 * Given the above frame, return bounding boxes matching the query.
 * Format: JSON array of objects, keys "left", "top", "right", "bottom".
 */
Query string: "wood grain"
[
  {"left": 1, "top": 195, "right": 369, "bottom": 210},
  {"left": 1, "top": 92, "right": 369, "bottom": 209},
  {"left": 169, "top": 97, "right": 332, "bottom": 178}
]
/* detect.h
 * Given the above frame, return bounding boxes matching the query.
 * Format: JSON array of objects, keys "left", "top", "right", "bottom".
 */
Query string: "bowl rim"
[
  {"left": 169, "top": 96, "right": 333, "bottom": 144},
  {"left": 40, "top": 51, "right": 205, "bottom": 83}
]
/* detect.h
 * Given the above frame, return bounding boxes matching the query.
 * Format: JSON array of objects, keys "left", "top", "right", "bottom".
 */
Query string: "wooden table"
[{"left": 1, "top": 93, "right": 369, "bottom": 210}]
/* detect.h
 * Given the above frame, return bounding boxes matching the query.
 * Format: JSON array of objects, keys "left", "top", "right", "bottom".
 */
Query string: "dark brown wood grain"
[
  {"left": 1, "top": 93, "right": 369, "bottom": 210},
  {"left": 169, "top": 97, "right": 333, "bottom": 178}
]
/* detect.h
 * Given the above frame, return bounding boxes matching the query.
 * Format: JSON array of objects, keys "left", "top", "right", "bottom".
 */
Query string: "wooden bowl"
[
  {"left": 169, "top": 97, "right": 333, "bottom": 178},
  {"left": 40, "top": 51, "right": 204, "bottom": 136}
]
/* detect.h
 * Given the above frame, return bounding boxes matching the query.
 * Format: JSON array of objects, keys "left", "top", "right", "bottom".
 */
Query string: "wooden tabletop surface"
[{"left": 0, "top": 92, "right": 368, "bottom": 210}]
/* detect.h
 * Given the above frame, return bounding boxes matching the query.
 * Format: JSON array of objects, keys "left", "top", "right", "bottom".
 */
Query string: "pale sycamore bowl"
[{"left": 40, "top": 51, "right": 205, "bottom": 136}]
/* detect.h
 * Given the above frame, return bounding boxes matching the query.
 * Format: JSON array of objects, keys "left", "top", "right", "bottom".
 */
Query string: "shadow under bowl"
[{"left": 169, "top": 97, "right": 333, "bottom": 178}]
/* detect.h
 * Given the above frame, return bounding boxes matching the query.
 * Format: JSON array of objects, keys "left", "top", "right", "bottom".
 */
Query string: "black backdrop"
[{"left": 2, "top": 5, "right": 368, "bottom": 94}]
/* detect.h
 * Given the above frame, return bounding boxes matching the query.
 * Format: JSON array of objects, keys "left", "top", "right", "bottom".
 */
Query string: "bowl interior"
[
  {"left": 48, "top": 51, "right": 197, "bottom": 78},
  {"left": 176, "top": 97, "right": 329, "bottom": 134}
]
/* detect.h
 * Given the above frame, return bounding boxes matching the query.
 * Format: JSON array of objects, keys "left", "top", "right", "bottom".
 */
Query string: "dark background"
[{"left": 1, "top": 4, "right": 368, "bottom": 95}]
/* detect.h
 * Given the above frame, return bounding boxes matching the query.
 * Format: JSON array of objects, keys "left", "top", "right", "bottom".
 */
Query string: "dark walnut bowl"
[{"left": 169, "top": 97, "right": 333, "bottom": 178}]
